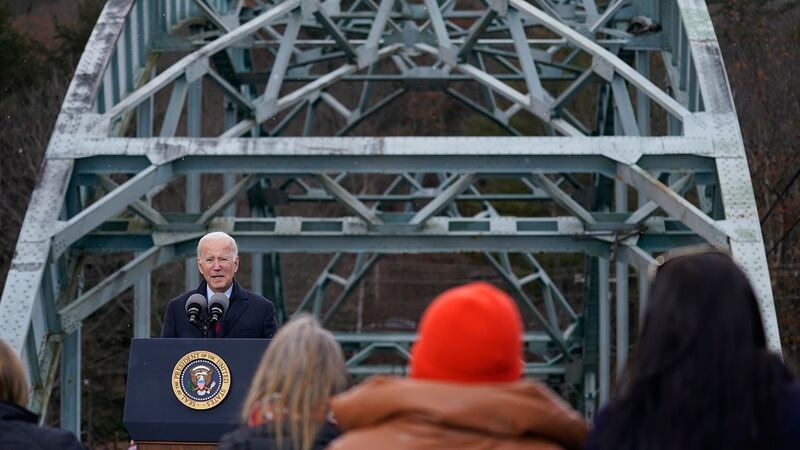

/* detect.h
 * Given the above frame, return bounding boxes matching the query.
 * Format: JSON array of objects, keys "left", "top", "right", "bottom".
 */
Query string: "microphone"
[
  {"left": 208, "top": 293, "right": 229, "bottom": 327},
  {"left": 185, "top": 294, "right": 207, "bottom": 331}
]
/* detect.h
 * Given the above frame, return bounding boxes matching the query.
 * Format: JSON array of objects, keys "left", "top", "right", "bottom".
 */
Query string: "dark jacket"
[
  {"left": 0, "top": 401, "right": 84, "bottom": 450},
  {"left": 584, "top": 381, "right": 800, "bottom": 450},
  {"left": 217, "top": 420, "right": 340, "bottom": 450},
  {"left": 329, "top": 376, "right": 588, "bottom": 450},
  {"left": 161, "top": 279, "right": 277, "bottom": 338}
]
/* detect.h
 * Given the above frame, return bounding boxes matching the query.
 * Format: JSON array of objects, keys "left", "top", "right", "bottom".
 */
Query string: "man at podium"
[{"left": 160, "top": 231, "right": 277, "bottom": 338}]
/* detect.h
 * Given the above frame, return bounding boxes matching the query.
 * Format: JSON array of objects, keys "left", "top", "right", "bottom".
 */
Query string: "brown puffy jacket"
[{"left": 328, "top": 376, "right": 588, "bottom": 450}]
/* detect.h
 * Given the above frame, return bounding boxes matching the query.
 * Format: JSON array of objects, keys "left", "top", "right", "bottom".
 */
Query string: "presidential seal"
[{"left": 172, "top": 350, "right": 231, "bottom": 410}]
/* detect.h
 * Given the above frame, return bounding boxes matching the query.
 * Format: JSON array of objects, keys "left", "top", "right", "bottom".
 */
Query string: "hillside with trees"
[{"left": 0, "top": 0, "right": 798, "bottom": 447}]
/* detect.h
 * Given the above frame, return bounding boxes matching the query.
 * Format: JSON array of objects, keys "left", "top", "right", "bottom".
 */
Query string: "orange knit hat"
[{"left": 410, "top": 282, "right": 524, "bottom": 383}]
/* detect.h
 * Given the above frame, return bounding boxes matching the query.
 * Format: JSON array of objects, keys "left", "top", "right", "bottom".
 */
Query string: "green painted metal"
[{"left": 0, "top": 0, "right": 777, "bottom": 433}]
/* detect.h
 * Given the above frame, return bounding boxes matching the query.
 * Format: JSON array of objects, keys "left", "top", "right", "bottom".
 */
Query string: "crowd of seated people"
[{"left": 1, "top": 246, "right": 798, "bottom": 449}]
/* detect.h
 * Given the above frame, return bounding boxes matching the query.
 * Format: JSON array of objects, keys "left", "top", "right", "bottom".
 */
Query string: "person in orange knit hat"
[{"left": 328, "top": 282, "right": 588, "bottom": 450}]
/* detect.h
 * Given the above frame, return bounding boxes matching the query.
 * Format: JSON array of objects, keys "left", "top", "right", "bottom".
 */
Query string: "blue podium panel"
[{"left": 123, "top": 338, "right": 270, "bottom": 442}]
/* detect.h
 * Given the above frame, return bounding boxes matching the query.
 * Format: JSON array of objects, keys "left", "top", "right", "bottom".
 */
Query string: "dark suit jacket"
[{"left": 160, "top": 279, "right": 277, "bottom": 338}]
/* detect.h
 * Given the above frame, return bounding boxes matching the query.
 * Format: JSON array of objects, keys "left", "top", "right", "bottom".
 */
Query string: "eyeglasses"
[{"left": 647, "top": 244, "right": 730, "bottom": 281}]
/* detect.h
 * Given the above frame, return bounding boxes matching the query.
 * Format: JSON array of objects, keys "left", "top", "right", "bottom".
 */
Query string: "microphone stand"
[
  {"left": 193, "top": 315, "right": 220, "bottom": 338},
  {"left": 199, "top": 317, "right": 218, "bottom": 338},
  {"left": 189, "top": 317, "right": 210, "bottom": 338}
]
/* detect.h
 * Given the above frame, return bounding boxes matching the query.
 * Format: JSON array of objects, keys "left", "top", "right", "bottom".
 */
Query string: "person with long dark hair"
[{"left": 586, "top": 247, "right": 800, "bottom": 450}]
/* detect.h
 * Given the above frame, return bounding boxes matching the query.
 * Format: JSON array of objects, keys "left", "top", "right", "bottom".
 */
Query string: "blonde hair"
[
  {"left": 0, "top": 340, "right": 29, "bottom": 407},
  {"left": 241, "top": 314, "right": 347, "bottom": 450}
]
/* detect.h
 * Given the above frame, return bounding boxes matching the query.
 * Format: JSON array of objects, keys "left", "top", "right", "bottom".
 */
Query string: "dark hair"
[{"left": 598, "top": 250, "right": 789, "bottom": 450}]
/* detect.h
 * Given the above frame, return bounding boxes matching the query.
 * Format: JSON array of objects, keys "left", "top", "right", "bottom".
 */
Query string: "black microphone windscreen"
[
  {"left": 208, "top": 293, "right": 229, "bottom": 312},
  {"left": 186, "top": 293, "right": 207, "bottom": 313}
]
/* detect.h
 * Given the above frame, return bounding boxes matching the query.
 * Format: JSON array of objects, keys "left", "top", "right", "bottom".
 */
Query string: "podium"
[{"left": 124, "top": 338, "right": 270, "bottom": 449}]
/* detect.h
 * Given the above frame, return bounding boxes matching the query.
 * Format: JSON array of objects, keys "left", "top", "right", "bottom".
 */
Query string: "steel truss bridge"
[{"left": 0, "top": 0, "right": 780, "bottom": 437}]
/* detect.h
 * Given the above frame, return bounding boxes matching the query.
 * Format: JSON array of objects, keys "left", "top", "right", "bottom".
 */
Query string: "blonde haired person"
[
  {"left": 218, "top": 314, "right": 348, "bottom": 450},
  {"left": 0, "top": 340, "right": 84, "bottom": 449}
]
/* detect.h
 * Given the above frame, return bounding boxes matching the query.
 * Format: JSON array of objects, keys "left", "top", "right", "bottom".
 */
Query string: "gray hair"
[{"left": 197, "top": 231, "right": 239, "bottom": 258}]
